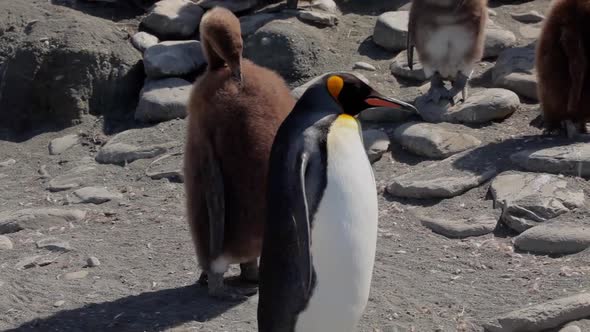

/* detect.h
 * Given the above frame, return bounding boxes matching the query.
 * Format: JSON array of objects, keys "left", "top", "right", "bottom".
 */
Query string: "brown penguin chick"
[
  {"left": 184, "top": 6, "right": 295, "bottom": 301},
  {"left": 536, "top": 0, "right": 590, "bottom": 138},
  {"left": 407, "top": 0, "right": 487, "bottom": 104}
]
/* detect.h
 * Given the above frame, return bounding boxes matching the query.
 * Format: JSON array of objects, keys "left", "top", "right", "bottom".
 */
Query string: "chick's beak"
[
  {"left": 231, "top": 65, "right": 243, "bottom": 84},
  {"left": 365, "top": 90, "right": 417, "bottom": 112}
]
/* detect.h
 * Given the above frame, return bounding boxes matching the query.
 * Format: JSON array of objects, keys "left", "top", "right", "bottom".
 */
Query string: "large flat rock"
[
  {"left": 373, "top": 11, "right": 408, "bottom": 52},
  {"left": 419, "top": 214, "right": 498, "bottom": 239},
  {"left": 95, "top": 119, "right": 185, "bottom": 165},
  {"left": 492, "top": 46, "right": 538, "bottom": 101},
  {"left": 511, "top": 143, "right": 590, "bottom": 178},
  {"left": 387, "top": 149, "right": 498, "bottom": 199},
  {"left": 135, "top": 78, "right": 192, "bottom": 123},
  {"left": 490, "top": 171, "right": 585, "bottom": 233},
  {"left": 47, "top": 165, "right": 97, "bottom": 192},
  {"left": 144, "top": 41, "right": 205, "bottom": 79},
  {"left": 514, "top": 221, "right": 590, "bottom": 255},
  {"left": 0, "top": 208, "right": 86, "bottom": 234},
  {"left": 483, "top": 293, "right": 590, "bottom": 332},
  {"left": 141, "top": 0, "right": 204, "bottom": 39}
]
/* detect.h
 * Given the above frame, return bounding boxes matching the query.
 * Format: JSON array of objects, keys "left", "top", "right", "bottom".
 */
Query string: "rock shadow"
[
  {"left": 4, "top": 284, "right": 246, "bottom": 332},
  {"left": 335, "top": 0, "right": 410, "bottom": 15},
  {"left": 357, "top": 37, "right": 397, "bottom": 61},
  {"left": 50, "top": 0, "right": 148, "bottom": 22}
]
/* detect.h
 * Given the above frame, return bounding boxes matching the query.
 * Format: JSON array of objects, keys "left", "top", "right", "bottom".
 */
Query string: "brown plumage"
[
  {"left": 407, "top": 0, "right": 487, "bottom": 103},
  {"left": 184, "top": 6, "right": 295, "bottom": 300},
  {"left": 536, "top": 0, "right": 590, "bottom": 137}
]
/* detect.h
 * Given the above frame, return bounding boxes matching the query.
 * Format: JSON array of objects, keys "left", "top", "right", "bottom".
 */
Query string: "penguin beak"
[{"left": 365, "top": 90, "right": 417, "bottom": 112}]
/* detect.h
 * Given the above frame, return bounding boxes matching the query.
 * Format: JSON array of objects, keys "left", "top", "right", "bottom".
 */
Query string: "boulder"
[
  {"left": 135, "top": 78, "right": 192, "bottom": 123},
  {"left": 492, "top": 46, "right": 538, "bottom": 101},
  {"left": 141, "top": 0, "right": 204, "bottom": 40},
  {"left": 373, "top": 11, "right": 409, "bottom": 52}
]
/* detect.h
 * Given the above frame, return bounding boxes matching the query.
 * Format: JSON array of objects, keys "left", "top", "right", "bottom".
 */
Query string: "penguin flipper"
[
  {"left": 561, "top": 28, "right": 587, "bottom": 116},
  {"left": 202, "top": 142, "right": 225, "bottom": 260},
  {"left": 292, "top": 151, "right": 313, "bottom": 297}
]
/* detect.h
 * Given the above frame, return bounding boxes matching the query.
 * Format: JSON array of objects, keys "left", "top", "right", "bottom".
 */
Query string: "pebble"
[
  {"left": 416, "top": 88, "right": 519, "bottom": 124},
  {"left": 511, "top": 10, "right": 545, "bottom": 23},
  {"left": 515, "top": 222, "right": 590, "bottom": 255},
  {"left": 143, "top": 41, "right": 205, "bottom": 79},
  {"left": 48, "top": 134, "right": 78, "bottom": 155},
  {"left": 298, "top": 10, "right": 338, "bottom": 26},
  {"left": 0, "top": 235, "right": 13, "bottom": 250},
  {"left": 131, "top": 32, "right": 159, "bottom": 53},
  {"left": 353, "top": 62, "right": 376, "bottom": 71},
  {"left": 15, "top": 256, "right": 40, "bottom": 270},
  {"left": 53, "top": 300, "right": 65, "bottom": 307},
  {"left": 64, "top": 270, "right": 89, "bottom": 280},
  {"left": 146, "top": 152, "right": 184, "bottom": 182},
  {"left": 95, "top": 119, "right": 185, "bottom": 165},
  {"left": 135, "top": 78, "right": 191, "bottom": 123},
  {"left": 47, "top": 165, "right": 96, "bottom": 192},
  {"left": 197, "top": 0, "right": 258, "bottom": 13},
  {"left": 372, "top": 11, "right": 409, "bottom": 52},
  {"left": 0, "top": 208, "right": 87, "bottom": 234},
  {"left": 87, "top": 256, "right": 101, "bottom": 267},
  {"left": 363, "top": 129, "right": 390, "bottom": 163},
  {"left": 36, "top": 238, "right": 72, "bottom": 252},
  {"left": 483, "top": 293, "right": 590, "bottom": 332},
  {"left": 0, "top": 159, "right": 16, "bottom": 167},
  {"left": 390, "top": 50, "right": 427, "bottom": 81},
  {"left": 419, "top": 214, "right": 498, "bottom": 238},
  {"left": 72, "top": 187, "right": 123, "bottom": 204},
  {"left": 141, "top": 0, "right": 204, "bottom": 39},
  {"left": 492, "top": 46, "right": 538, "bottom": 101},
  {"left": 393, "top": 122, "right": 481, "bottom": 159},
  {"left": 511, "top": 143, "right": 590, "bottom": 178},
  {"left": 387, "top": 149, "right": 497, "bottom": 199},
  {"left": 490, "top": 171, "right": 585, "bottom": 233}
]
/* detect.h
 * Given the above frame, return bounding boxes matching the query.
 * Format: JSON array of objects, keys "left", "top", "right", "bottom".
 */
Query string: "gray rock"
[
  {"left": 36, "top": 238, "right": 72, "bottom": 252},
  {"left": 511, "top": 10, "right": 545, "bottom": 23},
  {"left": 64, "top": 270, "right": 89, "bottom": 280},
  {"left": 484, "top": 27, "right": 517, "bottom": 59},
  {"left": 131, "top": 32, "right": 159, "bottom": 53},
  {"left": 87, "top": 256, "right": 101, "bottom": 267},
  {"left": 0, "top": 1, "right": 143, "bottom": 133},
  {"left": 483, "top": 293, "right": 590, "bottom": 332},
  {"left": 144, "top": 41, "right": 205, "bottom": 79},
  {"left": 298, "top": 10, "right": 338, "bottom": 26},
  {"left": 0, "top": 235, "right": 13, "bottom": 250},
  {"left": 373, "top": 11, "right": 409, "bottom": 52},
  {"left": 72, "top": 187, "right": 123, "bottom": 204},
  {"left": 492, "top": 46, "right": 538, "bottom": 101},
  {"left": 353, "top": 62, "right": 377, "bottom": 71},
  {"left": 393, "top": 122, "right": 481, "bottom": 159},
  {"left": 419, "top": 214, "right": 498, "bottom": 238},
  {"left": 15, "top": 256, "right": 41, "bottom": 270},
  {"left": 244, "top": 18, "right": 331, "bottom": 84},
  {"left": 48, "top": 134, "right": 79, "bottom": 155},
  {"left": 488, "top": 8, "right": 497, "bottom": 16},
  {"left": 515, "top": 222, "right": 590, "bottom": 255},
  {"left": 135, "top": 78, "right": 191, "bottom": 123},
  {"left": 390, "top": 50, "right": 427, "bottom": 81},
  {"left": 560, "top": 325, "right": 582, "bottom": 332},
  {"left": 416, "top": 88, "right": 519, "bottom": 124},
  {"left": 146, "top": 152, "right": 185, "bottom": 182},
  {"left": 363, "top": 129, "right": 390, "bottom": 163},
  {"left": 0, "top": 209, "right": 87, "bottom": 234},
  {"left": 307, "top": 0, "right": 339, "bottom": 13},
  {"left": 0, "top": 159, "right": 16, "bottom": 167},
  {"left": 141, "top": 0, "right": 204, "bottom": 39},
  {"left": 47, "top": 165, "right": 96, "bottom": 192},
  {"left": 511, "top": 143, "right": 590, "bottom": 178},
  {"left": 520, "top": 25, "right": 542, "bottom": 40},
  {"left": 387, "top": 149, "right": 498, "bottom": 199},
  {"left": 291, "top": 72, "right": 369, "bottom": 100},
  {"left": 490, "top": 171, "right": 585, "bottom": 233},
  {"left": 197, "top": 0, "right": 257, "bottom": 12},
  {"left": 240, "top": 13, "right": 278, "bottom": 36},
  {"left": 53, "top": 300, "right": 66, "bottom": 308},
  {"left": 96, "top": 119, "right": 185, "bottom": 165}
]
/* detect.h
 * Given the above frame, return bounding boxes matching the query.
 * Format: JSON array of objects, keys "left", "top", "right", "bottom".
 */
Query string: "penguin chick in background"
[
  {"left": 184, "top": 6, "right": 295, "bottom": 301},
  {"left": 536, "top": 0, "right": 590, "bottom": 138},
  {"left": 407, "top": 0, "right": 488, "bottom": 104},
  {"left": 258, "top": 73, "right": 416, "bottom": 332}
]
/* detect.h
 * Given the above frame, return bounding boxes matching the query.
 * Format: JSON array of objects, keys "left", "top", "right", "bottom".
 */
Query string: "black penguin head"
[{"left": 324, "top": 73, "right": 417, "bottom": 116}]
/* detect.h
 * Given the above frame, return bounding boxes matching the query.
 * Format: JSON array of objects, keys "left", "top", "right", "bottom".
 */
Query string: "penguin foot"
[
  {"left": 239, "top": 261, "right": 259, "bottom": 284},
  {"left": 208, "top": 271, "right": 257, "bottom": 302},
  {"left": 198, "top": 271, "right": 208, "bottom": 286},
  {"left": 425, "top": 86, "right": 451, "bottom": 104}
]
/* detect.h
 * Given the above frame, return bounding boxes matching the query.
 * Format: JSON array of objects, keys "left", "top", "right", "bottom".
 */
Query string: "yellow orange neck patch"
[{"left": 327, "top": 75, "right": 344, "bottom": 99}]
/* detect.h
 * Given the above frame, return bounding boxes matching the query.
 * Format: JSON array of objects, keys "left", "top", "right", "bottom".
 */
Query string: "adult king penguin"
[{"left": 257, "top": 73, "right": 417, "bottom": 332}]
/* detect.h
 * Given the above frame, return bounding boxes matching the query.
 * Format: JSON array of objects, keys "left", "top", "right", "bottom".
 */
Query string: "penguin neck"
[
  {"left": 202, "top": 38, "right": 228, "bottom": 72},
  {"left": 296, "top": 84, "right": 342, "bottom": 116}
]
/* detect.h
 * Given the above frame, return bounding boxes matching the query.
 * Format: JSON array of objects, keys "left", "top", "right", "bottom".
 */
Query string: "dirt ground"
[{"left": 3, "top": 0, "right": 590, "bottom": 331}]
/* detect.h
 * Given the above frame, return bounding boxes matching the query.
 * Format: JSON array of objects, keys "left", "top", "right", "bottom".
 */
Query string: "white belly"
[
  {"left": 295, "top": 116, "right": 379, "bottom": 332},
  {"left": 421, "top": 25, "right": 475, "bottom": 79}
]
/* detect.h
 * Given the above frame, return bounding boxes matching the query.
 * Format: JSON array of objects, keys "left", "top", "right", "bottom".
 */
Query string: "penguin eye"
[{"left": 327, "top": 75, "right": 344, "bottom": 99}]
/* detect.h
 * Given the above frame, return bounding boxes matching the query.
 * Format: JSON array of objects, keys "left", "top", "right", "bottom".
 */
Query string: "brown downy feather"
[
  {"left": 537, "top": 0, "right": 590, "bottom": 133},
  {"left": 184, "top": 7, "right": 295, "bottom": 270}
]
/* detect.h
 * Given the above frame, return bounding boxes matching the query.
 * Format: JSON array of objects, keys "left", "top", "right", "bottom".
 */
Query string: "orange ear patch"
[{"left": 327, "top": 75, "right": 344, "bottom": 99}]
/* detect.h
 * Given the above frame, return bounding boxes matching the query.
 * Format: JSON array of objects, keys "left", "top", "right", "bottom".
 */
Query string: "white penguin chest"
[
  {"left": 295, "top": 115, "right": 379, "bottom": 332},
  {"left": 421, "top": 24, "right": 475, "bottom": 78}
]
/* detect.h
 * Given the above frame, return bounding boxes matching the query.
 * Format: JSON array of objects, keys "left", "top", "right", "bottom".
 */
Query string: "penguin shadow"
[
  {"left": 4, "top": 284, "right": 247, "bottom": 332},
  {"left": 335, "top": 0, "right": 411, "bottom": 14},
  {"left": 357, "top": 37, "right": 398, "bottom": 61}
]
